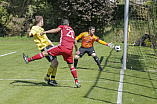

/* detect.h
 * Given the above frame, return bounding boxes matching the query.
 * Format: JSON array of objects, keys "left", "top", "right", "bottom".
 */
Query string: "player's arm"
[
  {"left": 95, "top": 36, "right": 114, "bottom": 48},
  {"left": 27, "top": 28, "right": 32, "bottom": 38},
  {"left": 74, "top": 39, "right": 80, "bottom": 55},
  {"left": 41, "top": 28, "right": 61, "bottom": 35}
]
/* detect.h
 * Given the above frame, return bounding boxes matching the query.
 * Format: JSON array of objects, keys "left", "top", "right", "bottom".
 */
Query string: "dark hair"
[
  {"left": 35, "top": 16, "right": 43, "bottom": 24},
  {"left": 88, "top": 26, "right": 95, "bottom": 30},
  {"left": 62, "top": 19, "right": 69, "bottom": 25}
]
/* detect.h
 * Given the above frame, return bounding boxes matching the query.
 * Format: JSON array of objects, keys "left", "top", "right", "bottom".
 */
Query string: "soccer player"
[
  {"left": 23, "top": 19, "right": 81, "bottom": 88},
  {"left": 26, "top": 16, "right": 59, "bottom": 86},
  {"left": 74, "top": 26, "right": 114, "bottom": 71}
]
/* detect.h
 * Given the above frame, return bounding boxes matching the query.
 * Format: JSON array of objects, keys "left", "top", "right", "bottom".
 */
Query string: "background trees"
[{"left": 0, "top": 0, "right": 117, "bottom": 39}]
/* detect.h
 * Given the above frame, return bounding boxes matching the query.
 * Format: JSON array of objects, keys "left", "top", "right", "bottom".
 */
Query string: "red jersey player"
[{"left": 23, "top": 19, "right": 81, "bottom": 88}]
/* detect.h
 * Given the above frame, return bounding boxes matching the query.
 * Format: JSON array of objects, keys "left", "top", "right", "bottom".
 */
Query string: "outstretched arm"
[
  {"left": 97, "top": 39, "right": 108, "bottom": 46},
  {"left": 97, "top": 39, "right": 114, "bottom": 48},
  {"left": 41, "top": 28, "right": 61, "bottom": 35}
]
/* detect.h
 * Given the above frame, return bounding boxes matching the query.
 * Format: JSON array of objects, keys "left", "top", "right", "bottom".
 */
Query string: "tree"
[{"left": 48, "top": 0, "right": 116, "bottom": 37}]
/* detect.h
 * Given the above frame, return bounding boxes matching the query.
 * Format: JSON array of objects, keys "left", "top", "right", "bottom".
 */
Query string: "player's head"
[
  {"left": 35, "top": 16, "right": 43, "bottom": 26},
  {"left": 88, "top": 26, "right": 95, "bottom": 35},
  {"left": 62, "top": 19, "right": 69, "bottom": 25}
]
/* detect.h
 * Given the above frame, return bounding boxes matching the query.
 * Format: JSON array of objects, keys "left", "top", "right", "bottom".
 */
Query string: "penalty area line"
[{"left": 0, "top": 51, "right": 17, "bottom": 57}]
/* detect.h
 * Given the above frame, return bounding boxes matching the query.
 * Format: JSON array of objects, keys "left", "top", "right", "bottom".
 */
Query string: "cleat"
[
  {"left": 75, "top": 82, "right": 81, "bottom": 88},
  {"left": 44, "top": 77, "right": 50, "bottom": 83},
  {"left": 48, "top": 80, "right": 59, "bottom": 86},
  {"left": 23, "top": 53, "right": 29, "bottom": 64}
]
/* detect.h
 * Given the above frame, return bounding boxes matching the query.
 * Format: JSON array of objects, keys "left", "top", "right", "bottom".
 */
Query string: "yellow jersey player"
[
  {"left": 27, "top": 16, "right": 59, "bottom": 86},
  {"left": 74, "top": 26, "right": 114, "bottom": 71}
]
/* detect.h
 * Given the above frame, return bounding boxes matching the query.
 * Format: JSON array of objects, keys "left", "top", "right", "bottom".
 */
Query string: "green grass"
[{"left": 0, "top": 39, "right": 157, "bottom": 104}]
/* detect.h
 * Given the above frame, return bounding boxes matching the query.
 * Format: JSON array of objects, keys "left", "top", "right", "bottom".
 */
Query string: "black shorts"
[
  {"left": 41, "top": 45, "right": 57, "bottom": 62},
  {"left": 78, "top": 46, "right": 95, "bottom": 58}
]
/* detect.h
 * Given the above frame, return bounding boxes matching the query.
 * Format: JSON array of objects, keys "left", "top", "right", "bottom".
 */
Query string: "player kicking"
[
  {"left": 23, "top": 19, "right": 81, "bottom": 88},
  {"left": 74, "top": 26, "right": 114, "bottom": 71},
  {"left": 26, "top": 16, "right": 59, "bottom": 86}
]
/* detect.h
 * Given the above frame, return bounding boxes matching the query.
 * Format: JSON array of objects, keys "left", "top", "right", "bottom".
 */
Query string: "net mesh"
[{"left": 127, "top": 0, "right": 157, "bottom": 71}]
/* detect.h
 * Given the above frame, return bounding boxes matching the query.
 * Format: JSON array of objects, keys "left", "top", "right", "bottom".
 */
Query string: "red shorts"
[{"left": 47, "top": 45, "right": 73, "bottom": 64}]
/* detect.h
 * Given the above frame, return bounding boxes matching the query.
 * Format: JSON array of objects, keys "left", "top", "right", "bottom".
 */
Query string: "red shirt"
[{"left": 58, "top": 25, "right": 76, "bottom": 49}]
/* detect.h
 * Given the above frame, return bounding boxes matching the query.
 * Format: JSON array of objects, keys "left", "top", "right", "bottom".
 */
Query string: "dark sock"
[
  {"left": 74, "top": 59, "right": 78, "bottom": 68},
  {"left": 93, "top": 56, "right": 103, "bottom": 71}
]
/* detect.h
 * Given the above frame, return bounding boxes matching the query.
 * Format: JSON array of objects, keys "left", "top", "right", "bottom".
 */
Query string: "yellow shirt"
[
  {"left": 31, "top": 26, "right": 50, "bottom": 51},
  {"left": 76, "top": 32, "right": 108, "bottom": 48}
]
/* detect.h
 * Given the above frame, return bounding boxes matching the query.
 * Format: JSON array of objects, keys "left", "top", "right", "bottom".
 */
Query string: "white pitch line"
[
  {"left": 0, "top": 51, "right": 17, "bottom": 57},
  {"left": 117, "top": 68, "right": 124, "bottom": 104}
]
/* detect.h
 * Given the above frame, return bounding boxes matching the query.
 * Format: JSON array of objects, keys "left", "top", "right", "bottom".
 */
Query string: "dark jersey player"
[{"left": 23, "top": 19, "right": 81, "bottom": 88}]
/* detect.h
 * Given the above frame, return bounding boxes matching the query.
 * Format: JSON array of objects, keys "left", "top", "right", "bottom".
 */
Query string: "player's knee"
[
  {"left": 91, "top": 53, "right": 96, "bottom": 57},
  {"left": 43, "top": 51, "right": 48, "bottom": 56},
  {"left": 75, "top": 55, "right": 80, "bottom": 59},
  {"left": 51, "top": 59, "right": 59, "bottom": 67}
]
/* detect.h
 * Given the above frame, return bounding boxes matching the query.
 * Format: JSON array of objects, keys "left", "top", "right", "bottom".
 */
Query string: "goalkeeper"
[{"left": 74, "top": 26, "right": 114, "bottom": 71}]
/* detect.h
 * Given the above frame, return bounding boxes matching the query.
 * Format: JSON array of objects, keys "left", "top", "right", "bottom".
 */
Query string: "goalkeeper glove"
[{"left": 108, "top": 43, "right": 114, "bottom": 48}]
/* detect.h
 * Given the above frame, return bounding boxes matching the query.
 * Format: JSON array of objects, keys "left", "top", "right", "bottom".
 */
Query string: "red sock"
[
  {"left": 28, "top": 53, "right": 44, "bottom": 62},
  {"left": 70, "top": 67, "right": 78, "bottom": 83}
]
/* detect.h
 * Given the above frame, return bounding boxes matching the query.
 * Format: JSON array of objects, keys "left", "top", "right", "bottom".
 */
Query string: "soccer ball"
[{"left": 115, "top": 45, "right": 121, "bottom": 52}]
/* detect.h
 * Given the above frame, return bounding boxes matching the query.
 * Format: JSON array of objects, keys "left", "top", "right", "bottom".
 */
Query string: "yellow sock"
[
  {"left": 51, "top": 67, "right": 57, "bottom": 81},
  {"left": 46, "top": 66, "right": 53, "bottom": 80}
]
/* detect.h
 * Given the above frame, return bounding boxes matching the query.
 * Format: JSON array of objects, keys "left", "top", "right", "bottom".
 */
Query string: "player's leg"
[
  {"left": 68, "top": 63, "right": 81, "bottom": 88},
  {"left": 74, "top": 55, "right": 80, "bottom": 68},
  {"left": 43, "top": 52, "right": 59, "bottom": 86},
  {"left": 41, "top": 46, "right": 54, "bottom": 82},
  {"left": 23, "top": 50, "right": 48, "bottom": 64},
  {"left": 92, "top": 53, "right": 103, "bottom": 71},
  {"left": 74, "top": 47, "right": 85, "bottom": 68},
  {"left": 44, "top": 65, "right": 52, "bottom": 82},
  {"left": 88, "top": 47, "right": 103, "bottom": 71},
  {"left": 49, "top": 58, "right": 59, "bottom": 86},
  {"left": 63, "top": 51, "right": 81, "bottom": 88}
]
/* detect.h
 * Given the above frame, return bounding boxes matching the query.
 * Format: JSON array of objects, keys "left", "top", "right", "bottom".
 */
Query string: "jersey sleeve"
[
  {"left": 58, "top": 25, "right": 63, "bottom": 29},
  {"left": 76, "top": 32, "right": 84, "bottom": 41},
  {"left": 94, "top": 35, "right": 108, "bottom": 45}
]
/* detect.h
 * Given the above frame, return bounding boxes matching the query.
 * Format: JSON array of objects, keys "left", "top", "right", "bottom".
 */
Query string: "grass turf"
[{"left": 0, "top": 39, "right": 157, "bottom": 104}]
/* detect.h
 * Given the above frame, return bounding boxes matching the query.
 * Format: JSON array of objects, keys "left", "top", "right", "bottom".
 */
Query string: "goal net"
[{"left": 126, "top": 0, "right": 157, "bottom": 71}]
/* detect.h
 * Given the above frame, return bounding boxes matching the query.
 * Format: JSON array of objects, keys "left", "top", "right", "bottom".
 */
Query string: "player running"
[
  {"left": 26, "top": 16, "right": 59, "bottom": 86},
  {"left": 74, "top": 26, "right": 114, "bottom": 71},
  {"left": 23, "top": 19, "right": 81, "bottom": 88}
]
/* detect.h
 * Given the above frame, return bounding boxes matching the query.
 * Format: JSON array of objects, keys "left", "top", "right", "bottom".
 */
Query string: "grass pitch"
[{"left": 0, "top": 39, "right": 157, "bottom": 104}]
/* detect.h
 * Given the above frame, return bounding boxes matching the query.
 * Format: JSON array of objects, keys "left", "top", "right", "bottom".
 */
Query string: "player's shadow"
[
  {"left": 127, "top": 54, "right": 145, "bottom": 71},
  {"left": 10, "top": 80, "right": 76, "bottom": 88},
  {"left": 83, "top": 49, "right": 117, "bottom": 103},
  {"left": 10, "top": 80, "right": 49, "bottom": 86}
]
